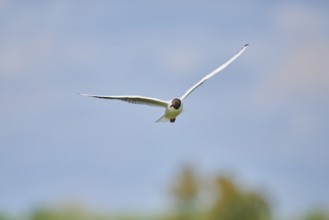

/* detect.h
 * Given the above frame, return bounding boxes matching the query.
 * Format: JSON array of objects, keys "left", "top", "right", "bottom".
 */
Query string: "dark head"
[{"left": 170, "top": 98, "right": 181, "bottom": 109}]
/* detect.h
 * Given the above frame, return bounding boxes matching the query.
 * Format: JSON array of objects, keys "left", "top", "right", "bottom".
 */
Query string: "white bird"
[{"left": 81, "top": 44, "right": 249, "bottom": 123}]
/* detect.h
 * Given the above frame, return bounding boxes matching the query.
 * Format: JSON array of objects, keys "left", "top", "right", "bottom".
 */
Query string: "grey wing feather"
[
  {"left": 80, "top": 94, "right": 168, "bottom": 108},
  {"left": 180, "top": 44, "right": 249, "bottom": 100}
]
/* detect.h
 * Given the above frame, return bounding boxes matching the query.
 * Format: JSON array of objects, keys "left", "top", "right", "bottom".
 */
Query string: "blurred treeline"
[{"left": 0, "top": 166, "right": 328, "bottom": 220}]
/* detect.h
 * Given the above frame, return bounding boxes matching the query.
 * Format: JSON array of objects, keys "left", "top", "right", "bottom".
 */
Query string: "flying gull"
[{"left": 81, "top": 44, "right": 249, "bottom": 123}]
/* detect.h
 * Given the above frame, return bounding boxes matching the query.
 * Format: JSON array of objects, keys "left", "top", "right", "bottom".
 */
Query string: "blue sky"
[{"left": 1, "top": 0, "right": 329, "bottom": 217}]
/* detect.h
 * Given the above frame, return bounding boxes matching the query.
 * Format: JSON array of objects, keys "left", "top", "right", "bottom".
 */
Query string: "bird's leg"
[{"left": 170, "top": 118, "right": 176, "bottom": 123}]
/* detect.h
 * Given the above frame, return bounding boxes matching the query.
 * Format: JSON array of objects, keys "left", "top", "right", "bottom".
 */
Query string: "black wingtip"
[{"left": 245, "top": 43, "right": 249, "bottom": 47}]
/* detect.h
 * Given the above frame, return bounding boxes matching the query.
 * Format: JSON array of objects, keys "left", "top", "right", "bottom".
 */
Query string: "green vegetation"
[
  {"left": 168, "top": 166, "right": 271, "bottom": 220},
  {"left": 300, "top": 210, "right": 329, "bottom": 220},
  {"left": 1, "top": 167, "right": 327, "bottom": 220}
]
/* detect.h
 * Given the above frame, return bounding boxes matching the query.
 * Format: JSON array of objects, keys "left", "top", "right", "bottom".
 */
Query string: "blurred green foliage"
[
  {"left": 0, "top": 214, "right": 7, "bottom": 220},
  {"left": 171, "top": 166, "right": 199, "bottom": 220},
  {"left": 301, "top": 210, "right": 329, "bottom": 220},
  {"left": 1, "top": 166, "right": 327, "bottom": 220},
  {"left": 169, "top": 167, "right": 271, "bottom": 220},
  {"left": 207, "top": 177, "right": 271, "bottom": 220}
]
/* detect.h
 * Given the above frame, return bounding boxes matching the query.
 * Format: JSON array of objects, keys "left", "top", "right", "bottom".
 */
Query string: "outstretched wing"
[
  {"left": 180, "top": 44, "right": 249, "bottom": 100},
  {"left": 80, "top": 94, "right": 168, "bottom": 108}
]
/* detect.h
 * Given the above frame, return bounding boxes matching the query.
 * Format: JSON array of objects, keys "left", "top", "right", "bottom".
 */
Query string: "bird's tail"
[{"left": 155, "top": 114, "right": 170, "bottom": 123}]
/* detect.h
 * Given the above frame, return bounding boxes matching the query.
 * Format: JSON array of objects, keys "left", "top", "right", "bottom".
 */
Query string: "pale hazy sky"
[{"left": 1, "top": 0, "right": 329, "bottom": 217}]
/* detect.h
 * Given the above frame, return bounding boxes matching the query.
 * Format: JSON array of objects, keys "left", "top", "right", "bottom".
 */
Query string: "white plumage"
[{"left": 81, "top": 44, "right": 249, "bottom": 123}]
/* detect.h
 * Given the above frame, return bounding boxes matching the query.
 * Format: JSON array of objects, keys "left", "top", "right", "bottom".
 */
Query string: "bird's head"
[{"left": 170, "top": 98, "right": 181, "bottom": 109}]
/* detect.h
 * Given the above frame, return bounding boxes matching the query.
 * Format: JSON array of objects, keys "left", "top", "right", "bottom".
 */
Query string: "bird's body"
[
  {"left": 81, "top": 44, "right": 249, "bottom": 123},
  {"left": 156, "top": 98, "right": 183, "bottom": 123}
]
